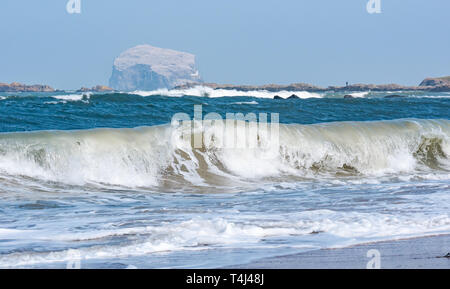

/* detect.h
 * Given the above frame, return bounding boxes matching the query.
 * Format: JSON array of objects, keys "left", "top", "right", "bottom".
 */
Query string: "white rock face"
[{"left": 109, "top": 45, "right": 201, "bottom": 91}]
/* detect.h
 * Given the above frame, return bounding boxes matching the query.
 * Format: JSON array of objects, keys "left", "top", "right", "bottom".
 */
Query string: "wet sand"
[{"left": 229, "top": 234, "right": 450, "bottom": 269}]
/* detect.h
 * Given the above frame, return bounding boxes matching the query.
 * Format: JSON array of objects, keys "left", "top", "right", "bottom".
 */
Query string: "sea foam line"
[{"left": 132, "top": 86, "right": 323, "bottom": 99}]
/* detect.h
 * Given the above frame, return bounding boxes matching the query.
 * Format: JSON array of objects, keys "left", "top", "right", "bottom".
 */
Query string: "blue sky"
[{"left": 0, "top": 0, "right": 449, "bottom": 89}]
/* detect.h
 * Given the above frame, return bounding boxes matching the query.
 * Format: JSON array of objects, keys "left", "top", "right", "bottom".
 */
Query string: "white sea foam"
[
  {"left": 1, "top": 211, "right": 449, "bottom": 268},
  {"left": 0, "top": 119, "right": 448, "bottom": 188},
  {"left": 0, "top": 228, "right": 29, "bottom": 237},
  {"left": 132, "top": 86, "right": 322, "bottom": 99},
  {"left": 349, "top": 91, "right": 370, "bottom": 98},
  {"left": 232, "top": 101, "right": 259, "bottom": 105},
  {"left": 50, "top": 92, "right": 92, "bottom": 102}
]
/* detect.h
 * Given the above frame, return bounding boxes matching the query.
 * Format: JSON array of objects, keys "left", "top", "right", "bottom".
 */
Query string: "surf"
[
  {"left": 132, "top": 85, "right": 323, "bottom": 99},
  {"left": 0, "top": 119, "right": 448, "bottom": 188}
]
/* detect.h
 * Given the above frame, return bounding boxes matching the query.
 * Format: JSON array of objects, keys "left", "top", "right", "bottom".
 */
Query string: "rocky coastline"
[
  {"left": 1, "top": 77, "right": 449, "bottom": 93},
  {"left": 175, "top": 76, "right": 450, "bottom": 93},
  {"left": 0, "top": 82, "right": 55, "bottom": 92},
  {"left": 76, "top": 85, "right": 114, "bottom": 93},
  {"left": 0, "top": 82, "right": 114, "bottom": 93}
]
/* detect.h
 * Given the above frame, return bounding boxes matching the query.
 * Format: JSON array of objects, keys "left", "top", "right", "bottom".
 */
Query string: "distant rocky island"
[
  {"left": 0, "top": 82, "right": 55, "bottom": 92},
  {"left": 2, "top": 77, "right": 449, "bottom": 93},
  {"left": 76, "top": 85, "right": 114, "bottom": 93},
  {"left": 419, "top": 76, "right": 450, "bottom": 87},
  {"left": 175, "top": 76, "right": 450, "bottom": 93},
  {"left": 2, "top": 77, "right": 450, "bottom": 93},
  {"left": 0, "top": 83, "right": 114, "bottom": 93},
  {"left": 109, "top": 45, "right": 201, "bottom": 91}
]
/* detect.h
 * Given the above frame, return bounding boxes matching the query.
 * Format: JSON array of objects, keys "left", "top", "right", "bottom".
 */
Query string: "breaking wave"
[
  {"left": 0, "top": 119, "right": 448, "bottom": 188},
  {"left": 132, "top": 86, "right": 323, "bottom": 99}
]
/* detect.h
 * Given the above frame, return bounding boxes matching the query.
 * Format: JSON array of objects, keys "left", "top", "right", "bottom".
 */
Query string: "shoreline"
[
  {"left": 227, "top": 234, "right": 450, "bottom": 269},
  {"left": 2, "top": 76, "right": 450, "bottom": 93},
  {"left": 175, "top": 79, "right": 450, "bottom": 93}
]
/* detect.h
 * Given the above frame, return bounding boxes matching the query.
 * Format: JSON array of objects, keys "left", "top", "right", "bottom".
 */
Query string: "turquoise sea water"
[{"left": 0, "top": 88, "right": 449, "bottom": 268}]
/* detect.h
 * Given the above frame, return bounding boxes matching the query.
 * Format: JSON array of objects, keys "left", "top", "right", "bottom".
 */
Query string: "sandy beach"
[{"left": 229, "top": 235, "right": 450, "bottom": 269}]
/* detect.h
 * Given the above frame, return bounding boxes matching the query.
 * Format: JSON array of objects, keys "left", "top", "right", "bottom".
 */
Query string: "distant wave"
[
  {"left": 51, "top": 92, "right": 92, "bottom": 102},
  {"left": 232, "top": 101, "right": 259, "bottom": 105},
  {"left": 0, "top": 119, "right": 448, "bottom": 188},
  {"left": 132, "top": 86, "right": 323, "bottom": 99},
  {"left": 348, "top": 92, "right": 369, "bottom": 98},
  {"left": 2, "top": 87, "right": 450, "bottom": 101}
]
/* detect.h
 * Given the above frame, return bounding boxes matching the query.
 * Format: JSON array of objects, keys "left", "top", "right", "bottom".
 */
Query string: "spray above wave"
[{"left": 0, "top": 119, "right": 448, "bottom": 188}]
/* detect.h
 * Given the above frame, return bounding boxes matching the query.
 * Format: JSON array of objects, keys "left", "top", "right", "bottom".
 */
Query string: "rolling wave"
[{"left": 0, "top": 119, "right": 448, "bottom": 188}]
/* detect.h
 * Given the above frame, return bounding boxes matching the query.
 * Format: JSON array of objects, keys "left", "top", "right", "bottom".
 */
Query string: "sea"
[{"left": 0, "top": 86, "right": 449, "bottom": 268}]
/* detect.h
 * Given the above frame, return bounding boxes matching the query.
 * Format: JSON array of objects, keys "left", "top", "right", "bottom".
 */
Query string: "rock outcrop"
[
  {"left": 0, "top": 82, "right": 54, "bottom": 92},
  {"left": 109, "top": 45, "right": 201, "bottom": 91},
  {"left": 329, "top": 83, "right": 411, "bottom": 92},
  {"left": 419, "top": 76, "right": 450, "bottom": 86},
  {"left": 176, "top": 78, "right": 450, "bottom": 93},
  {"left": 177, "top": 82, "right": 323, "bottom": 92},
  {"left": 77, "top": 85, "right": 114, "bottom": 93}
]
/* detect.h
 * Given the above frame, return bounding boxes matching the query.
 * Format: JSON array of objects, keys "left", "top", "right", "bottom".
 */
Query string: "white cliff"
[{"left": 109, "top": 45, "right": 201, "bottom": 91}]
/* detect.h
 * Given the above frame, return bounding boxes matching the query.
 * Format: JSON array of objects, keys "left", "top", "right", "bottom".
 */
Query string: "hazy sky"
[{"left": 0, "top": 0, "right": 449, "bottom": 89}]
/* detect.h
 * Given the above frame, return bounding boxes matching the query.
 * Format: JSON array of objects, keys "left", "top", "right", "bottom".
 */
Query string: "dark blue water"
[{"left": 0, "top": 91, "right": 449, "bottom": 132}]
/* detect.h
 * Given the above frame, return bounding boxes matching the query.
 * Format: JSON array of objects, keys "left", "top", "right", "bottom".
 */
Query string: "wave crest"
[
  {"left": 0, "top": 119, "right": 448, "bottom": 188},
  {"left": 132, "top": 86, "right": 322, "bottom": 99}
]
